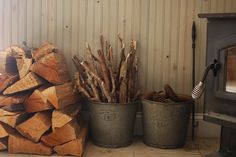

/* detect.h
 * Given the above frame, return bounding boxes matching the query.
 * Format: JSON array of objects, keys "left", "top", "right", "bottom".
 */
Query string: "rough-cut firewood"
[
  {"left": 8, "top": 133, "right": 52, "bottom": 155},
  {"left": 0, "top": 109, "right": 20, "bottom": 117},
  {"left": 24, "top": 89, "right": 54, "bottom": 113},
  {"left": 16, "top": 58, "right": 32, "bottom": 79},
  {"left": 0, "top": 95, "right": 26, "bottom": 107},
  {"left": 30, "top": 53, "right": 70, "bottom": 85},
  {"left": 52, "top": 103, "right": 81, "bottom": 130},
  {"left": 3, "top": 72, "right": 45, "bottom": 95},
  {"left": 16, "top": 111, "right": 51, "bottom": 142},
  {"left": 41, "top": 119, "right": 80, "bottom": 147},
  {"left": 0, "top": 112, "right": 31, "bottom": 128},
  {"left": 164, "top": 84, "right": 180, "bottom": 102},
  {"left": 5, "top": 45, "right": 25, "bottom": 58},
  {"left": 1, "top": 103, "right": 25, "bottom": 112},
  {"left": 0, "top": 138, "right": 7, "bottom": 150},
  {"left": 32, "top": 43, "right": 57, "bottom": 61},
  {"left": 42, "top": 82, "right": 79, "bottom": 109},
  {"left": 53, "top": 125, "right": 88, "bottom": 157},
  {"left": 0, "top": 122, "right": 16, "bottom": 138},
  {"left": 0, "top": 74, "right": 19, "bottom": 93},
  {"left": 0, "top": 124, "right": 8, "bottom": 138},
  {"left": 143, "top": 91, "right": 156, "bottom": 100}
]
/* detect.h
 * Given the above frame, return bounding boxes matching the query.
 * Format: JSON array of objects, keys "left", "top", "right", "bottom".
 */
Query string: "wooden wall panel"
[{"left": 0, "top": 0, "right": 235, "bottom": 112}]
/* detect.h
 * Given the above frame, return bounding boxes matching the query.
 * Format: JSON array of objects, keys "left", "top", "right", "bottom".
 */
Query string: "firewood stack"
[
  {"left": 73, "top": 35, "right": 139, "bottom": 103},
  {"left": 0, "top": 43, "right": 87, "bottom": 156}
]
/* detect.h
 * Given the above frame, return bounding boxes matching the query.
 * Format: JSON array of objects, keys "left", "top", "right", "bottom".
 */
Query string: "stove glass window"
[{"left": 226, "top": 46, "right": 236, "bottom": 93}]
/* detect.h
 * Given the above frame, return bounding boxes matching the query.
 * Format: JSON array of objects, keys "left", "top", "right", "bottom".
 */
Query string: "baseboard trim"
[{"left": 134, "top": 112, "right": 221, "bottom": 138}]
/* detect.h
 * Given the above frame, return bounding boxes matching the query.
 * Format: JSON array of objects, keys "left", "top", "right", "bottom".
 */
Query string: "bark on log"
[
  {"left": 0, "top": 109, "right": 20, "bottom": 117},
  {"left": 0, "top": 95, "right": 26, "bottom": 107},
  {"left": 53, "top": 125, "right": 88, "bottom": 157},
  {"left": 24, "top": 89, "right": 54, "bottom": 113},
  {"left": 16, "top": 111, "right": 51, "bottom": 142},
  {"left": 0, "top": 74, "right": 19, "bottom": 93},
  {"left": 0, "top": 122, "right": 16, "bottom": 138},
  {"left": 30, "top": 53, "right": 70, "bottom": 85},
  {"left": 16, "top": 58, "right": 32, "bottom": 79},
  {"left": 8, "top": 133, "right": 52, "bottom": 155},
  {"left": 32, "top": 43, "right": 57, "bottom": 61},
  {"left": 41, "top": 119, "right": 80, "bottom": 147},
  {"left": 0, "top": 112, "right": 31, "bottom": 128},
  {"left": 3, "top": 72, "right": 45, "bottom": 95},
  {"left": 52, "top": 103, "right": 81, "bottom": 130},
  {"left": 42, "top": 82, "right": 79, "bottom": 109}
]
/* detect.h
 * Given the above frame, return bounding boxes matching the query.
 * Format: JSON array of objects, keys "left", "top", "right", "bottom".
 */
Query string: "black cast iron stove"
[{"left": 198, "top": 13, "right": 236, "bottom": 157}]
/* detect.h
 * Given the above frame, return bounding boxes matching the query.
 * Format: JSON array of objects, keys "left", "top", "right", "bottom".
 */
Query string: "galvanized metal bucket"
[
  {"left": 88, "top": 101, "right": 138, "bottom": 148},
  {"left": 142, "top": 99, "right": 192, "bottom": 148}
]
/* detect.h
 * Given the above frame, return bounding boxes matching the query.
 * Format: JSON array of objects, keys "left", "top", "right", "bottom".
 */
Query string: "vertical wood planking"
[
  {"left": 169, "top": 0, "right": 180, "bottom": 90},
  {"left": 162, "top": 0, "right": 171, "bottom": 87},
  {"left": 62, "top": 0, "right": 72, "bottom": 74},
  {"left": 18, "top": 0, "right": 27, "bottom": 45},
  {"left": 0, "top": 0, "right": 236, "bottom": 112},
  {"left": 146, "top": 0, "right": 156, "bottom": 90},
  {"left": 154, "top": 0, "right": 164, "bottom": 90},
  {"left": 0, "top": 0, "right": 4, "bottom": 49},
  {"left": 139, "top": 0, "right": 149, "bottom": 90},
  {"left": 48, "top": 0, "right": 57, "bottom": 44},
  {"left": 78, "top": 0, "right": 86, "bottom": 59},
  {"left": 32, "top": 0, "right": 41, "bottom": 47},
  {"left": 71, "top": 0, "right": 79, "bottom": 73},
  {"left": 3, "top": 0, "right": 12, "bottom": 48},
  {"left": 56, "top": 0, "right": 63, "bottom": 50},
  {"left": 11, "top": 0, "right": 18, "bottom": 44}
]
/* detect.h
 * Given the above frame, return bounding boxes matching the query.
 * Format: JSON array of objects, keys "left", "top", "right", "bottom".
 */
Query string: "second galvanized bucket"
[
  {"left": 142, "top": 99, "right": 192, "bottom": 148},
  {"left": 88, "top": 101, "right": 138, "bottom": 148}
]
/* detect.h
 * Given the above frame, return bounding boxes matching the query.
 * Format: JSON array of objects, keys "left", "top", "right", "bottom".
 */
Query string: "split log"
[
  {"left": 16, "top": 111, "right": 51, "bottom": 142},
  {"left": 0, "top": 112, "right": 31, "bottom": 128},
  {"left": 32, "top": 43, "right": 57, "bottom": 61},
  {"left": 30, "top": 53, "right": 70, "bottom": 85},
  {"left": 0, "top": 109, "right": 20, "bottom": 117},
  {"left": 24, "top": 89, "right": 54, "bottom": 113},
  {"left": 3, "top": 72, "right": 45, "bottom": 95},
  {"left": 53, "top": 125, "right": 88, "bottom": 157},
  {"left": 0, "top": 74, "right": 19, "bottom": 93},
  {"left": 8, "top": 133, "right": 52, "bottom": 155},
  {"left": 0, "top": 138, "right": 7, "bottom": 150},
  {"left": 52, "top": 103, "right": 80, "bottom": 130},
  {"left": 143, "top": 91, "right": 156, "bottom": 100},
  {"left": 42, "top": 82, "right": 79, "bottom": 109},
  {"left": 41, "top": 119, "right": 80, "bottom": 147},
  {"left": 164, "top": 84, "right": 179, "bottom": 102},
  {"left": 16, "top": 58, "right": 32, "bottom": 79},
  {"left": 0, "top": 95, "right": 26, "bottom": 107},
  {"left": 5, "top": 45, "right": 25, "bottom": 58},
  {"left": 1, "top": 103, "right": 25, "bottom": 112},
  {"left": 0, "top": 122, "right": 16, "bottom": 138}
]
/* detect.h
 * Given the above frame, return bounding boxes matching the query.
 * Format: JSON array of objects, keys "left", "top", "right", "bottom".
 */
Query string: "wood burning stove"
[{"left": 198, "top": 13, "right": 236, "bottom": 157}]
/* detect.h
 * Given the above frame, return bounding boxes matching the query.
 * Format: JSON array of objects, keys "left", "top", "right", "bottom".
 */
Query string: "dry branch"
[{"left": 73, "top": 36, "right": 138, "bottom": 103}]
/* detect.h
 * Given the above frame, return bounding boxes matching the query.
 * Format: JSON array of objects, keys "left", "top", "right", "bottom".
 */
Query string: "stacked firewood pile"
[
  {"left": 73, "top": 35, "right": 139, "bottom": 103},
  {"left": 143, "top": 84, "right": 192, "bottom": 103},
  {"left": 0, "top": 43, "right": 87, "bottom": 156}
]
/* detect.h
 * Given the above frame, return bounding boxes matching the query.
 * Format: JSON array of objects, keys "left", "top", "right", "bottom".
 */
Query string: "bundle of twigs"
[{"left": 72, "top": 35, "right": 138, "bottom": 103}]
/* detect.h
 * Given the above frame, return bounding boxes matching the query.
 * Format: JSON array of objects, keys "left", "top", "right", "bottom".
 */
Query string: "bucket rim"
[
  {"left": 142, "top": 98, "right": 193, "bottom": 106},
  {"left": 88, "top": 100, "right": 141, "bottom": 106}
]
